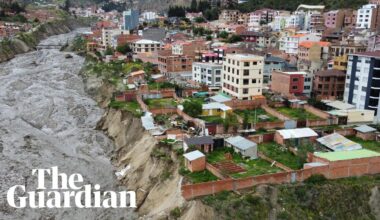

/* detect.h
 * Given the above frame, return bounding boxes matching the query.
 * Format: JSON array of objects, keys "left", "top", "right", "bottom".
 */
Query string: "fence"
[
  {"left": 258, "top": 152, "right": 293, "bottom": 172},
  {"left": 150, "top": 108, "right": 178, "bottom": 115},
  {"left": 181, "top": 153, "right": 380, "bottom": 200}
]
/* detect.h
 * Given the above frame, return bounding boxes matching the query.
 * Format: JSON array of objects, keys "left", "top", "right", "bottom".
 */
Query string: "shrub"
[
  {"left": 170, "top": 207, "right": 181, "bottom": 219},
  {"left": 304, "top": 174, "right": 327, "bottom": 184}
]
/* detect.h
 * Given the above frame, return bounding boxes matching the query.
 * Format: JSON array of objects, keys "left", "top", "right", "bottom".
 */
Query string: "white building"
[
  {"left": 140, "top": 11, "right": 157, "bottom": 22},
  {"left": 222, "top": 54, "right": 264, "bottom": 100},
  {"left": 192, "top": 62, "right": 222, "bottom": 87},
  {"left": 271, "top": 14, "right": 305, "bottom": 31},
  {"left": 279, "top": 33, "right": 321, "bottom": 54},
  {"left": 102, "top": 28, "right": 127, "bottom": 47},
  {"left": 295, "top": 4, "right": 325, "bottom": 30},
  {"left": 344, "top": 51, "right": 380, "bottom": 122},
  {"left": 130, "top": 39, "right": 162, "bottom": 53},
  {"left": 356, "top": 4, "right": 378, "bottom": 29}
]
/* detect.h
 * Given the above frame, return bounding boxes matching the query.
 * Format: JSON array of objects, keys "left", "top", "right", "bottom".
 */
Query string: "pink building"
[{"left": 324, "top": 10, "right": 345, "bottom": 29}]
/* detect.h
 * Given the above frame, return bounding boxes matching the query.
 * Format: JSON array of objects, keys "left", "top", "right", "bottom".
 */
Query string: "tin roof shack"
[
  {"left": 317, "top": 133, "right": 362, "bottom": 152},
  {"left": 184, "top": 136, "right": 214, "bottom": 153},
  {"left": 274, "top": 128, "right": 318, "bottom": 146},
  {"left": 354, "top": 125, "right": 379, "bottom": 141},
  {"left": 183, "top": 150, "right": 206, "bottom": 172},
  {"left": 225, "top": 136, "right": 258, "bottom": 159}
]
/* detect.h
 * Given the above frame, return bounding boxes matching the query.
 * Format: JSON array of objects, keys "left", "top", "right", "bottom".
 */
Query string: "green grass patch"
[
  {"left": 207, "top": 148, "right": 282, "bottom": 178},
  {"left": 235, "top": 108, "right": 280, "bottom": 123},
  {"left": 276, "top": 107, "right": 321, "bottom": 120},
  {"left": 200, "top": 115, "right": 224, "bottom": 124},
  {"left": 145, "top": 98, "right": 177, "bottom": 109},
  {"left": 181, "top": 169, "right": 218, "bottom": 183},
  {"left": 148, "top": 82, "right": 176, "bottom": 90},
  {"left": 109, "top": 100, "right": 142, "bottom": 116},
  {"left": 258, "top": 142, "right": 304, "bottom": 170},
  {"left": 347, "top": 136, "right": 380, "bottom": 153}
]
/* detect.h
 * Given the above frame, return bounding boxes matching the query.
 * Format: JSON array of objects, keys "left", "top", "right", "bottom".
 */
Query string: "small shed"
[
  {"left": 184, "top": 136, "right": 214, "bottom": 153},
  {"left": 183, "top": 150, "right": 206, "bottom": 172},
  {"left": 225, "top": 136, "right": 258, "bottom": 159},
  {"left": 274, "top": 128, "right": 318, "bottom": 146},
  {"left": 354, "top": 125, "right": 378, "bottom": 141}
]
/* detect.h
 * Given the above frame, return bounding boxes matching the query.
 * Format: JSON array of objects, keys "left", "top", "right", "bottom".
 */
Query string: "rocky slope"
[{"left": 0, "top": 18, "right": 91, "bottom": 63}]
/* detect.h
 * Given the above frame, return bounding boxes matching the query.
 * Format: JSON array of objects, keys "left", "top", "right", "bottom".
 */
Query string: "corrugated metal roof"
[
  {"left": 183, "top": 150, "right": 205, "bottom": 161},
  {"left": 354, "top": 125, "right": 377, "bottom": 133},
  {"left": 317, "top": 133, "right": 362, "bottom": 151},
  {"left": 203, "top": 102, "right": 232, "bottom": 111},
  {"left": 210, "top": 94, "right": 232, "bottom": 103},
  {"left": 225, "top": 136, "right": 257, "bottom": 150},
  {"left": 277, "top": 128, "right": 318, "bottom": 139}
]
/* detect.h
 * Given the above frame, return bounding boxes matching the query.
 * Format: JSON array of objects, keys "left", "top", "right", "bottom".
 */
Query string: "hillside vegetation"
[{"left": 202, "top": 175, "right": 380, "bottom": 220}]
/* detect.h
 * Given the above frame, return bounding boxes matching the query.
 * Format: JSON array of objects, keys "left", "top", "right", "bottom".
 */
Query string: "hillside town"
[
  {"left": 64, "top": 0, "right": 380, "bottom": 199},
  {"left": 3, "top": 0, "right": 380, "bottom": 210}
]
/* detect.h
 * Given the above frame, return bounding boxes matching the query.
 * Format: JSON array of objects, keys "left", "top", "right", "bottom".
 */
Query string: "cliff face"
[{"left": 0, "top": 18, "right": 90, "bottom": 63}]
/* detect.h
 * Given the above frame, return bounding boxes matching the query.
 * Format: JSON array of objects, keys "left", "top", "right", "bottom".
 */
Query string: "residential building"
[
  {"left": 324, "top": 10, "right": 345, "bottom": 29},
  {"left": 248, "top": 9, "right": 279, "bottom": 29},
  {"left": 312, "top": 69, "right": 346, "bottom": 100},
  {"left": 333, "top": 55, "right": 349, "bottom": 71},
  {"left": 367, "top": 34, "right": 380, "bottom": 51},
  {"left": 192, "top": 62, "right": 223, "bottom": 87},
  {"left": 123, "top": 9, "right": 139, "bottom": 31},
  {"left": 222, "top": 54, "right": 264, "bottom": 100},
  {"left": 295, "top": 4, "right": 325, "bottom": 30},
  {"left": 272, "top": 13, "right": 305, "bottom": 31},
  {"left": 356, "top": 4, "right": 378, "bottom": 29},
  {"left": 239, "top": 31, "right": 278, "bottom": 48},
  {"left": 271, "top": 71, "right": 312, "bottom": 97},
  {"left": 202, "top": 102, "right": 232, "bottom": 119},
  {"left": 263, "top": 54, "right": 295, "bottom": 84},
  {"left": 219, "top": 10, "right": 240, "bottom": 23},
  {"left": 279, "top": 33, "right": 321, "bottom": 54},
  {"left": 140, "top": 11, "right": 157, "bottom": 22},
  {"left": 344, "top": 10, "right": 357, "bottom": 27},
  {"left": 344, "top": 51, "right": 380, "bottom": 121},
  {"left": 274, "top": 128, "right": 318, "bottom": 146},
  {"left": 130, "top": 39, "right": 162, "bottom": 53},
  {"left": 298, "top": 41, "right": 331, "bottom": 62},
  {"left": 158, "top": 50, "right": 194, "bottom": 77},
  {"left": 102, "top": 28, "right": 127, "bottom": 47}
]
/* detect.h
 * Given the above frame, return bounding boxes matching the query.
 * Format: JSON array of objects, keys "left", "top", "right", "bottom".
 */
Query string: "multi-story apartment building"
[
  {"left": 222, "top": 54, "right": 264, "bottom": 100},
  {"left": 123, "top": 9, "right": 139, "bottom": 31},
  {"left": 356, "top": 4, "right": 378, "bottom": 29},
  {"left": 312, "top": 69, "right": 346, "bottom": 100},
  {"left": 344, "top": 51, "right": 380, "bottom": 120},
  {"left": 344, "top": 10, "right": 357, "bottom": 27},
  {"left": 192, "top": 62, "right": 223, "bottom": 87},
  {"left": 130, "top": 39, "right": 162, "bottom": 53},
  {"left": 324, "top": 10, "right": 345, "bottom": 29},
  {"left": 158, "top": 50, "right": 194, "bottom": 77},
  {"left": 279, "top": 33, "right": 321, "bottom": 54},
  {"left": 239, "top": 31, "right": 278, "bottom": 48},
  {"left": 248, "top": 9, "right": 279, "bottom": 28},
  {"left": 271, "top": 71, "right": 312, "bottom": 97},
  {"left": 298, "top": 41, "right": 330, "bottom": 62},
  {"left": 219, "top": 10, "right": 241, "bottom": 23},
  {"left": 272, "top": 13, "right": 305, "bottom": 31},
  {"left": 295, "top": 4, "right": 325, "bottom": 30},
  {"left": 102, "top": 28, "right": 126, "bottom": 47}
]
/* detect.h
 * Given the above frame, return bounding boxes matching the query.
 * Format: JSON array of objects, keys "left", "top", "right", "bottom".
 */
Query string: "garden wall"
[
  {"left": 303, "top": 104, "right": 330, "bottom": 119},
  {"left": 261, "top": 105, "right": 290, "bottom": 121},
  {"left": 334, "top": 128, "right": 356, "bottom": 137},
  {"left": 225, "top": 98, "right": 267, "bottom": 110},
  {"left": 255, "top": 121, "right": 285, "bottom": 130},
  {"left": 150, "top": 108, "right": 177, "bottom": 115},
  {"left": 206, "top": 163, "right": 228, "bottom": 180},
  {"left": 182, "top": 154, "right": 380, "bottom": 200},
  {"left": 258, "top": 152, "right": 293, "bottom": 171},
  {"left": 306, "top": 119, "right": 330, "bottom": 127}
]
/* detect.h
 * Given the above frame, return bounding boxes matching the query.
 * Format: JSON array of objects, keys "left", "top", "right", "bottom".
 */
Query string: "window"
[
  {"left": 236, "top": 70, "right": 239, "bottom": 75},
  {"left": 304, "top": 86, "right": 310, "bottom": 90},
  {"left": 252, "top": 79, "right": 257, "bottom": 83},
  {"left": 243, "top": 79, "right": 249, "bottom": 85},
  {"left": 292, "top": 78, "right": 298, "bottom": 82},
  {"left": 244, "top": 69, "right": 249, "bottom": 75},
  {"left": 252, "top": 62, "right": 257, "bottom": 65},
  {"left": 244, "top": 62, "right": 250, "bottom": 67},
  {"left": 243, "top": 88, "right": 249, "bottom": 94},
  {"left": 292, "top": 86, "right": 298, "bottom": 90}
]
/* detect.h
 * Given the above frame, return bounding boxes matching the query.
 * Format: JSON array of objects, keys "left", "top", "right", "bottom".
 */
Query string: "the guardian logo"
[{"left": 7, "top": 167, "right": 137, "bottom": 208}]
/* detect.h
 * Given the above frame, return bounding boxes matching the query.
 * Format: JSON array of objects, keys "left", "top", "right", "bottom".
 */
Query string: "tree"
[
  {"left": 206, "top": 35, "right": 212, "bottom": 41},
  {"left": 190, "top": 0, "right": 198, "bottom": 12},
  {"left": 218, "top": 31, "right": 229, "bottom": 39},
  {"left": 223, "top": 113, "right": 239, "bottom": 132},
  {"left": 183, "top": 100, "right": 202, "bottom": 117},
  {"left": 116, "top": 43, "right": 132, "bottom": 54},
  {"left": 104, "top": 47, "right": 114, "bottom": 56},
  {"left": 168, "top": 6, "right": 186, "bottom": 18},
  {"left": 204, "top": 8, "right": 219, "bottom": 21},
  {"left": 226, "top": 34, "right": 242, "bottom": 43},
  {"left": 243, "top": 112, "right": 249, "bottom": 129},
  {"left": 197, "top": 1, "right": 211, "bottom": 13},
  {"left": 194, "top": 17, "right": 206, "bottom": 23}
]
